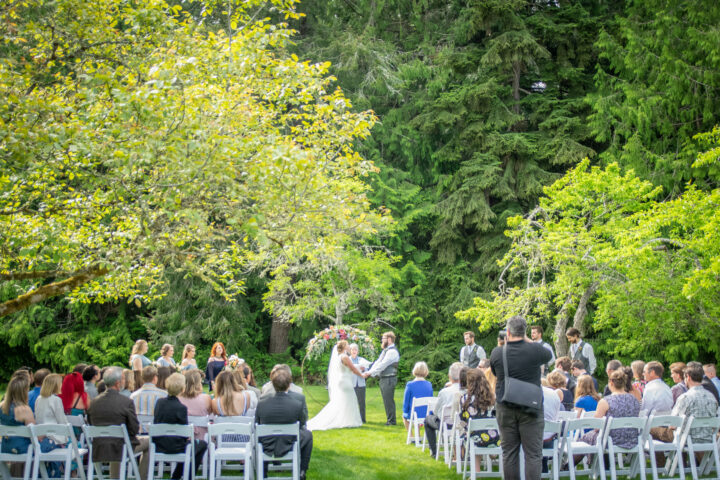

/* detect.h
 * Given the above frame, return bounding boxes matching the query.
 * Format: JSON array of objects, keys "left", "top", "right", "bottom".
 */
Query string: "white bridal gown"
[{"left": 307, "top": 347, "right": 362, "bottom": 431}]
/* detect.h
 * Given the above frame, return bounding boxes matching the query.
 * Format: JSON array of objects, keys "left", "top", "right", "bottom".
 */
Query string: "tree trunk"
[
  {"left": 268, "top": 315, "right": 291, "bottom": 354},
  {"left": 554, "top": 295, "right": 572, "bottom": 357},
  {"left": 572, "top": 282, "right": 599, "bottom": 336},
  {"left": 0, "top": 267, "right": 108, "bottom": 318},
  {"left": 512, "top": 61, "right": 521, "bottom": 114}
]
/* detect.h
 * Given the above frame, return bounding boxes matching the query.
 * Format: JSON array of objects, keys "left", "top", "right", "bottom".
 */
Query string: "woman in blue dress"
[
  {"left": 0, "top": 375, "right": 34, "bottom": 455},
  {"left": 574, "top": 375, "right": 600, "bottom": 413},
  {"left": 180, "top": 344, "right": 198, "bottom": 371},
  {"left": 130, "top": 339, "right": 152, "bottom": 391},
  {"left": 156, "top": 344, "right": 177, "bottom": 369},
  {"left": 205, "top": 342, "right": 227, "bottom": 391},
  {"left": 402, "top": 362, "right": 434, "bottom": 430}
]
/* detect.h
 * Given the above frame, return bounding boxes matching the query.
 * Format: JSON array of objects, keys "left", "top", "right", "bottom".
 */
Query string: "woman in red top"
[{"left": 59, "top": 366, "right": 89, "bottom": 415}]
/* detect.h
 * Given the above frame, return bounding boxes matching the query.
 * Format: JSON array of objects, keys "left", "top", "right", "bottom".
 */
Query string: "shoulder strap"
[
  {"left": 502, "top": 344, "right": 510, "bottom": 380},
  {"left": 72, "top": 393, "right": 81, "bottom": 408}
]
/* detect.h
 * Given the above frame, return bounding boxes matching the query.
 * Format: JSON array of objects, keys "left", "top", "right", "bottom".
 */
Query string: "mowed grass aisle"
[{"left": 305, "top": 385, "right": 457, "bottom": 480}]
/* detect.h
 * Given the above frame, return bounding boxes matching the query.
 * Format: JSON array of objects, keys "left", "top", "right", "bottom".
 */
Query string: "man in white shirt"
[
  {"left": 565, "top": 327, "right": 596, "bottom": 375},
  {"left": 642, "top": 361, "right": 673, "bottom": 414},
  {"left": 460, "top": 331, "right": 486, "bottom": 368},
  {"left": 541, "top": 385, "right": 561, "bottom": 473},
  {"left": 424, "top": 362, "right": 462, "bottom": 457},
  {"left": 703, "top": 363, "right": 720, "bottom": 395},
  {"left": 364, "top": 331, "right": 400, "bottom": 425}
]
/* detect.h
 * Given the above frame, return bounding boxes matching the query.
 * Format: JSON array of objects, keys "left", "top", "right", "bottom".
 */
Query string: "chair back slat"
[
  {"left": 65, "top": 414, "right": 86, "bottom": 427},
  {"left": 0, "top": 425, "right": 32, "bottom": 437},
  {"left": 208, "top": 422, "right": 253, "bottom": 437},
  {"left": 466, "top": 417, "right": 499, "bottom": 431},
  {"left": 148, "top": 423, "right": 193, "bottom": 438},
  {"left": 256, "top": 422, "right": 299, "bottom": 438},
  {"left": 544, "top": 420, "right": 563, "bottom": 436},
  {"left": 213, "top": 415, "right": 253, "bottom": 424},
  {"left": 689, "top": 416, "right": 720, "bottom": 430},
  {"left": 648, "top": 414, "right": 684, "bottom": 429},
  {"left": 188, "top": 415, "right": 210, "bottom": 427},
  {"left": 565, "top": 417, "right": 606, "bottom": 432},
  {"left": 83, "top": 424, "right": 126, "bottom": 439}
]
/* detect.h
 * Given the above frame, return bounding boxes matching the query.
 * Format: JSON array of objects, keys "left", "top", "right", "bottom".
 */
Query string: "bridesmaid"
[
  {"left": 180, "top": 344, "right": 198, "bottom": 371},
  {"left": 205, "top": 342, "right": 227, "bottom": 391},
  {"left": 129, "top": 340, "right": 152, "bottom": 391}
]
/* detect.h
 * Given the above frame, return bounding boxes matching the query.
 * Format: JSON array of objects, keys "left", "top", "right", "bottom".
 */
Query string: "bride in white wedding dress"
[{"left": 307, "top": 340, "right": 364, "bottom": 431}]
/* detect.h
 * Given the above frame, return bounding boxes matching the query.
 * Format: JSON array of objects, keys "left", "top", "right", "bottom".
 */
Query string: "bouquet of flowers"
[
  {"left": 225, "top": 354, "right": 245, "bottom": 372},
  {"left": 305, "top": 325, "right": 376, "bottom": 361}
]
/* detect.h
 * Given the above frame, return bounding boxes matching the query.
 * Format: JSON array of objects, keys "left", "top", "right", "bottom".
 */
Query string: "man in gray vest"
[
  {"left": 364, "top": 331, "right": 400, "bottom": 425},
  {"left": 566, "top": 327, "right": 596, "bottom": 375},
  {"left": 460, "top": 331, "right": 486, "bottom": 368}
]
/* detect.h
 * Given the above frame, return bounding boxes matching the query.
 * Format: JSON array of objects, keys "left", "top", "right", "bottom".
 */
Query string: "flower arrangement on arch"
[{"left": 305, "top": 325, "right": 376, "bottom": 362}]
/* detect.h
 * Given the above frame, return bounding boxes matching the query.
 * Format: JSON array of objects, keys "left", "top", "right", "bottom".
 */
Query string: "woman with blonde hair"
[
  {"left": 574, "top": 375, "right": 601, "bottom": 413},
  {"left": 211, "top": 371, "right": 253, "bottom": 417},
  {"left": 120, "top": 369, "right": 135, "bottom": 396},
  {"left": 401, "top": 361, "right": 433, "bottom": 430},
  {"left": 547, "top": 370, "right": 573, "bottom": 411},
  {"left": 180, "top": 344, "right": 197, "bottom": 371},
  {"left": 179, "top": 370, "right": 212, "bottom": 439},
  {"left": 156, "top": 344, "right": 176, "bottom": 368},
  {"left": 0, "top": 375, "right": 35, "bottom": 454},
  {"left": 34, "top": 374, "right": 66, "bottom": 476},
  {"left": 630, "top": 360, "right": 646, "bottom": 395},
  {"left": 130, "top": 339, "right": 152, "bottom": 390}
]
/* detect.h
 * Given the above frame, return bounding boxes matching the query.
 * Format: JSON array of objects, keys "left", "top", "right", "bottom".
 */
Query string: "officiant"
[
  {"left": 349, "top": 343, "right": 371, "bottom": 423},
  {"left": 365, "top": 331, "right": 400, "bottom": 426}
]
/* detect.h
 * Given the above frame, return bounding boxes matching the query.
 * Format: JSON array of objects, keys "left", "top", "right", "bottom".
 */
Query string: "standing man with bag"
[
  {"left": 365, "top": 332, "right": 400, "bottom": 425},
  {"left": 460, "top": 331, "right": 486, "bottom": 368},
  {"left": 490, "top": 316, "right": 552, "bottom": 480}
]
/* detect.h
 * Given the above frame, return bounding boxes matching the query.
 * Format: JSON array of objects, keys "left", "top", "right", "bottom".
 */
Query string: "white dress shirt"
[
  {"left": 641, "top": 378, "right": 673, "bottom": 413},
  {"left": 460, "top": 343, "right": 487, "bottom": 363},
  {"left": 368, "top": 345, "right": 400, "bottom": 377},
  {"left": 435, "top": 382, "right": 460, "bottom": 424},
  {"left": 542, "top": 386, "right": 562, "bottom": 440}
]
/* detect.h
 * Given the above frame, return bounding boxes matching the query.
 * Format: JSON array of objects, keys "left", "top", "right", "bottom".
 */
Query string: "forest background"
[{"left": 1, "top": 0, "right": 719, "bottom": 387}]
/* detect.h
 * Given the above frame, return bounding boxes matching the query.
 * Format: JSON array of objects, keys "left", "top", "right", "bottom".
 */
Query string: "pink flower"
[{"left": 323, "top": 334, "right": 330, "bottom": 340}]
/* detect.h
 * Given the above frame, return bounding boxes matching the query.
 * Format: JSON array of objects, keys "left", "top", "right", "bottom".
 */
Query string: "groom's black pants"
[{"left": 379, "top": 375, "right": 397, "bottom": 424}]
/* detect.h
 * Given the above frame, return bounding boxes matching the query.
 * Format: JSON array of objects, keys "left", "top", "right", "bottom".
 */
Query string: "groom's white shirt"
[{"left": 368, "top": 345, "right": 400, "bottom": 377}]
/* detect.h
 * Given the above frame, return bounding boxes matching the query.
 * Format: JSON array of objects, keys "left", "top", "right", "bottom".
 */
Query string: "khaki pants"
[{"left": 109, "top": 436, "right": 149, "bottom": 480}]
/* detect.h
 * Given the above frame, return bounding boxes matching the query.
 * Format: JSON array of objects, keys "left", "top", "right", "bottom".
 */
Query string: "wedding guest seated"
[
  {"left": 703, "top": 363, "right": 720, "bottom": 394},
  {"left": 153, "top": 373, "right": 207, "bottom": 480},
  {"left": 581, "top": 370, "right": 640, "bottom": 450},
  {"left": 672, "top": 363, "right": 719, "bottom": 445},
  {"left": 621, "top": 366, "right": 643, "bottom": 402},
  {"left": 230, "top": 370, "right": 259, "bottom": 410},
  {"left": 157, "top": 366, "right": 173, "bottom": 391},
  {"left": 631, "top": 360, "right": 646, "bottom": 396},
  {"left": 60, "top": 367, "right": 89, "bottom": 415},
  {"left": 156, "top": 344, "right": 177, "bottom": 369},
  {"left": 458, "top": 369, "right": 499, "bottom": 471},
  {"left": 641, "top": 361, "right": 673, "bottom": 414},
  {"left": 83, "top": 365, "right": 101, "bottom": 401},
  {"left": 554, "top": 356, "right": 576, "bottom": 395},
  {"left": 28, "top": 368, "right": 50, "bottom": 413},
  {"left": 425, "top": 362, "right": 463, "bottom": 457},
  {"left": 571, "top": 360, "right": 599, "bottom": 391},
  {"left": 497, "top": 330, "right": 506, "bottom": 347},
  {"left": 547, "top": 370, "right": 573, "bottom": 412},
  {"left": 34, "top": 374, "right": 67, "bottom": 477},
  {"left": 255, "top": 368, "right": 313, "bottom": 480},
  {"left": 131, "top": 365, "right": 168, "bottom": 416},
  {"left": 261, "top": 364, "right": 303, "bottom": 398},
  {"left": 669, "top": 362, "right": 687, "bottom": 406},
  {"left": 211, "top": 371, "right": 255, "bottom": 418},
  {"left": 88, "top": 367, "right": 149, "bottom": 480},
  {"left": 691, "top": 361, "right": 720, "bottom": 403},
  {"left": 179, "top": 344, "right": 197, "bottom": 371},
  {"left": 541, "top": 381, "right": 562, "bottom": 473},
  {"left": 603, "top": 360, "right": 623, "bottom": 396},
  {"left": 179, "top": 370, "right": 212, "bottom": 440},
  {"left": 96, "top": 381, "right": 107, "bottom": 395},
  {"left": 205, "top": 342, "right": 227, "bottom": 391},
  {"left": 1, "top": 375, "right": 35, "bottom": 454},
  {"left": 574, "top": 375, "right": 600, "bottom": 413},
  {"left": 402, "top": 361, "right": 433, "bottom": 430},
  {"left": 120, "top": 369, "right": 135, "bottom": 397},
  {"left": 242, "top": 364, "right": 262, "bottom": 397}
]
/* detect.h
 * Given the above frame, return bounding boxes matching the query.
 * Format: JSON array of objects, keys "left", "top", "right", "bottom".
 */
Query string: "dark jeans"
[
  {"left": 425, "top": 421, "right": 451, "bottom": 456},
  {"left": 162, "top": 440, "right": 207, "bottom": 480},
  {"left": 496, "top": 402, "right": 544, "bottom": 480},
  {"left": 354, "top": 386, "right": 366, "bottom": 423}
]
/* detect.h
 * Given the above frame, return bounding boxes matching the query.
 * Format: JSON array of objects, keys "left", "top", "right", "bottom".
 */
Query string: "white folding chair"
[
  {"left": 643, "top": 414, "right": 686, "bottom": 480},
  {"left": 255, "top": 422, "right": 299, "bottom": 480},
  {"left": 435, "top": 404, "right": 453, "bottom": 463},
  {"left": 65, "top": 414, "right": 87, "bottom": 448},
  {"left": 678, "top": 415, "right": 720, "bottom": 480},
  {"left": 82, "top": 424, "right": 141, "bottom": 480},
  {"left": 188, "top": 415, "right": 210, "bottom": 479},
  {"left": 463, "top": 417, "right": 503, "bottom": 479},
  {"left": 136, "top": 415, "right": 153, "bottom": 434},
  {"left": 0, "top": 425, "right": 34, "bottom": 480},
  {"left": 421, "top": 397, "right": 438, "bottom": 452},
  {"left": 541, "top": 420, "right": 563, "bottom": 480},
  {"left": 147, "top": 424, "right": 194, "bottom": 480},
  {"left": 207, "top": 423, "right": 254, "bottom": 480},
  {"left": 557, "top": 411, "right": 579, "bottom": 422},
  {"left": 405, "top": 396, "right": 433, "bottom": 446},
  {"left": 29, "top": 423, "right": 87, "bottom": 480},
  {"left": 244, "top": 409, "right": 256, "bottom": 419},
  {"left": 603, "top": 416, "right": 647, "bottom": 480},
  {"left": 561, "top": 417, "right": 607, "bottom": 480}
]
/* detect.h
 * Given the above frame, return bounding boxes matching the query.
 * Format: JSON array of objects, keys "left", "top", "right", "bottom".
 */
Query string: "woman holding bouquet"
[{"left": 205, "top": 342, "right": 227, "bottom": 391}]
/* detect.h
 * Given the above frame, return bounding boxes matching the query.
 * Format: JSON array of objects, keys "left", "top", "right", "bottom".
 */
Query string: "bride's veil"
[{"left": 327, "top": 344, "right": 341, "bottom": 398}]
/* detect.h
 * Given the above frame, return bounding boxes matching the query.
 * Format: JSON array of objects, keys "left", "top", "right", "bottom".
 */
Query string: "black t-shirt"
[{"left": 490, "top": 339, "right": 553, "bottom": 404}]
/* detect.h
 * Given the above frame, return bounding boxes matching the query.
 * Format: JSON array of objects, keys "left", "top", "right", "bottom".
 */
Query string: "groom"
[{"left": 364, "top": 331, "right": 400, "bottom": 425}]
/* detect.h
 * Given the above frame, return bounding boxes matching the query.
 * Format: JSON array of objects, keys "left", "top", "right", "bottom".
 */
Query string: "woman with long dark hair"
[
  {"left": 458, "top": 369, "right": 499, "bottom": 471},
  {"left": 205, "top": 342, "right": 227, "bottom": 391}
]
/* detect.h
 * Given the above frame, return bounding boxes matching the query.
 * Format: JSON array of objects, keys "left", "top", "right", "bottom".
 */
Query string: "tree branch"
[{"left": 0, "top": 267, "right": 109, "bottom": 318}]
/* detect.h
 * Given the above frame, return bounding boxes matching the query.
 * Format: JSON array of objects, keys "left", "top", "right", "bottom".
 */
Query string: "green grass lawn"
[{"left": 305, "top": 385, "right": 458, "bottom": 480}]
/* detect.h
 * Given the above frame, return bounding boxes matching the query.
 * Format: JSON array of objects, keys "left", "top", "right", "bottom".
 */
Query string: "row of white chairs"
[
  {"left": 0, "top": 418, "right": 301, "bottom": 480},
  {"left": 405, "top": 396, "right": 720, "bottom": 480}
]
